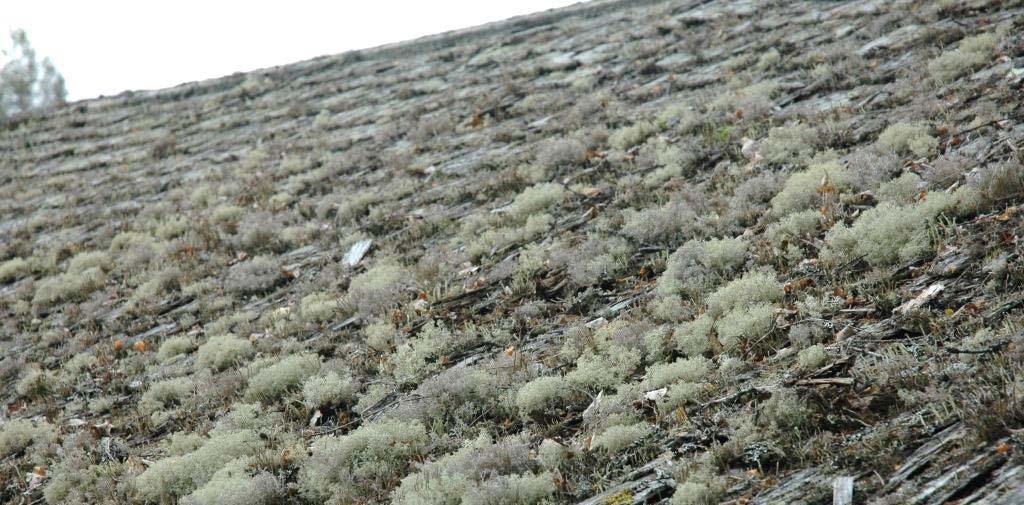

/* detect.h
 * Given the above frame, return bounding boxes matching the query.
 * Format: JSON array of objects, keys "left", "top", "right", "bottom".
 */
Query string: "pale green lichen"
[
  {"left": 609, "top": 120, "right": 657, "bottom": 150},
  {"left": 195, "top": 334, "right": 255, "bottom": 372},
  {"left": 245, "top": 353, "right": 321, "bottom": 402},
  {"left": 302, "top": 371, "right": 355, "bottom": 409},
  {"left": 657, "top": 236, "right": 747, "bottom": 299},
  {"left": 516, "top": 376, "right": 571, "bottom": 418},
  {"left": 715, "top": 302, "right": 776, "bottom": 350},
  {"left": 706, "top": 270, "right": 783, "bottom": 317},
  {"left": 770, "top": 159, "right": 850, "bottom": 217},
  {"left": 0, "top": 257, "right": 30, "bottom": 283},
  {"left": 877, "top": 122, "right": 938, "bottom": 158},
  {"left": 506, "top": 183, "right": 568, "bottom": 221},
  {"left": 157, "top": 336, "right": 195, "bottom": 362},
  {"left": 928, "top": 32, "right": 998, "bottom": 83},
  {"left": 797, "top": 344, "right": 829, "bottom": 370},
  {"left": 0, "top": 418, "right": 57, "bottom": 459},
  {"left": 821, "top": 191, "right": 960, "bottom": 266},
  {"left": 591, "top": 422, "right": 652, "bottom": 453},
  {"left": 675, "top": 315, "right": 715, "bottom": 357},
  {"left": 134, "top": 430, "right": 265, "bottom": 502},
  {"left": 299, "top": 419, "right": 428, "bottom": 503},
  {"left": 646, "top": 356, "right": 711, "bottom": 389}
]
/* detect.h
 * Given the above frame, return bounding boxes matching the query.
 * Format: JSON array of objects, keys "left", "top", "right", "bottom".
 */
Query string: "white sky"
[{"left": 4, "top": 0, "right": 580, "bottom": 101}]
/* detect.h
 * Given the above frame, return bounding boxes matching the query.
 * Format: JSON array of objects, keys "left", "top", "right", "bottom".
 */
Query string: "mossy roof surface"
[{"left": 2, "top": 0, "right": 1024, "bottom": 503}]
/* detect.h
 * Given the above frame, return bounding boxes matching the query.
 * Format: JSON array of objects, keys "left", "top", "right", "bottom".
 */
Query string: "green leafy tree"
[{"left": 1, "top": 29, "right": 66, "bottom": 118}]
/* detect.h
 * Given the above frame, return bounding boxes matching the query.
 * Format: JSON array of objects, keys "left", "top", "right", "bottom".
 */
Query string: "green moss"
[
  {"left": 245, "top": 353, "right": 321, "bottom": 402},
  {"left": 196, "top": 334, "right": 255, "bottom": 372}
]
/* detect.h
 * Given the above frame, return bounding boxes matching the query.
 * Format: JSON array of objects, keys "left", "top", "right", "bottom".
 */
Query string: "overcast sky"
[{"left": 4, "top": 0, "right": 580, "bottom": 101}]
